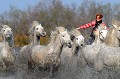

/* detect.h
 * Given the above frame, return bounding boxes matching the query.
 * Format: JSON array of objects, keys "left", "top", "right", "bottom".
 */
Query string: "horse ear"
[
  {"left": 56, "top": 27, "right": 60, "bottom": 33},
  {"left": 0, "top": 25, "right": 5, "bottom": 33},
  {"left": 1, "top": 25, "right": 5, "bottom": 29},
  {"left": 65, "top": 29, "right": 68, "bottom": 32},
  {"left": 40, "top": 24, "right": 41, "bottom": 26},
  {"left": 1, "top": 25, "right": 3, "bottom": 28},
  {"left": 112, "top": 19, "right": 120, "bottom": 29},
  {"left": 50, "top": 30, "right": 54, "bottom": 34}
]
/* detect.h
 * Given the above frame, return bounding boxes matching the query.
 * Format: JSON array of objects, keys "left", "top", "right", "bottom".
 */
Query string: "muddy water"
[{"left": 0, "top": 47, "right": 120, "bottom": 79}]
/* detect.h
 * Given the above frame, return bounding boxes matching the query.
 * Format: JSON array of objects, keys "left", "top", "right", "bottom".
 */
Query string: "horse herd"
[{"left": 0, "top": 19, "right": 120, "bottom": 77}]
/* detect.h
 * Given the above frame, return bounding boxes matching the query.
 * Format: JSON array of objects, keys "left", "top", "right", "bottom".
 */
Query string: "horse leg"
[
  {"left": 1, "top": 60, "right": 6, "bottom": 70},
  {"left": 49, "top": 65, "right": 53, "bottom": 77},
  {"left": 54, "top": 59, "right": 61, "bottom": 71},
  {"left": 94, "top": 57, "right": 103, "bottom": 71},
  {"left": 77, "top": 55, "right": 87, "bottom": 67},
  {"left": 28, "top": 58, "right": 35, "bottom": 70}
]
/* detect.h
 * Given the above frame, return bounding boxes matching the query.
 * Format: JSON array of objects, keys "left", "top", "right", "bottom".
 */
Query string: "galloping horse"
[
  {"left": 19, "top": 21, "right": 46, "bottom": 63},
  {"left": 92, "top": 24, "right": 108, "bottom": 45},
  {"left": 70, "top": 29, "right": 85, "bottom": 55},
  {"left": 94, "top": 19, "right": 120, "bottom": 71},
  {"left": 61, "top": 29, "right": 85, "bottom": 61},
  {"left": 77, "top": 24, "right": 107, "bottom": 67},
  {"left": 0, "top": 25, "right": 15, "bottom": 70},
  {"left": 30, "top": 26, "right": 72, "bottom": 76}
]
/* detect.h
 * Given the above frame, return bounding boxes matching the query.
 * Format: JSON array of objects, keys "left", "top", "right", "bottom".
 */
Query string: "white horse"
[
  {"left": 61, "top": 29, "right": 85, "bottom": 62},
  {"left": 30, "top": 26, "right": 72, "bottom": 77},
  {"left": 94, "top": 19, "right": 120, "bottom": 71},
  {"left": 19, "top": 21, "right": 46, "bottom": 63},
  {"left": 60, "top": 29, "right": 85, "bottom": 74},
  {"left": 77, "top": 24, "right": 108, "bottom": 68},
  {"left": 91, "top": 24, "right": 108, "bottom": 45},
  {"left": 70, "top": 29, "right": 85, "bottom": 55},
  {"left": 0, "top": 25, "right": 15, "bottom": 70}
]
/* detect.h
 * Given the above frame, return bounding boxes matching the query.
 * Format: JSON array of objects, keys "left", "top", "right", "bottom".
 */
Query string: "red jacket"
[{"left": 79, "top": 20, "right": 108, "bottom": 30}]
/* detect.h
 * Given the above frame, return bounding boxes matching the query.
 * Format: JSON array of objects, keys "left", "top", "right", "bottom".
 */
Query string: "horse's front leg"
[
  {"left": 28, "top": 54, "right": 35, "bottom": 70},
  {"left": 77, "top": 54, "right": 87, "bottom": 68},
  {"left": 1, "top": 60, "right": 6, "bottom": 70},
  {"left": 49, "top": 65, "right": 53, "bottom": 77}
]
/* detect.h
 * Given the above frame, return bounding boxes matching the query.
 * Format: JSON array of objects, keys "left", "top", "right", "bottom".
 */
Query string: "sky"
[{"left": 0, "top": 0, "right": 119, "bottom": 14}]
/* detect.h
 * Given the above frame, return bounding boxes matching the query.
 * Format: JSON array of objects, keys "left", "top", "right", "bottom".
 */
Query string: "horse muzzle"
[
  {"left": 80, "top": 43, "right": 85, "bottom": 47},
  {"left": 5, "top": 34, "right": 11, "bottom": 38},
  {"left": 41, "top": 32, "right": 46, "bottom": 37},
  {"left": 67, "top": 42, "right": 72, "bottom": 48}
]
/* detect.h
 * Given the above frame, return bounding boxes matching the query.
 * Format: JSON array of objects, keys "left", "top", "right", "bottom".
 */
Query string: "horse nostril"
[
  {"left": 81, "top": 43, "right": 85, "bottom": 47},
  {"left": 44, "top": 32, "right": 46, "bottom": 35},
  {"left": 68, "top": 42, "right": 72, "bottom": 48},
  {"left": 81, "top": 44, "right": 83, "bottom": 46},
  {"left": 42, "top": 32, "right": 46, "bottom": 37}
]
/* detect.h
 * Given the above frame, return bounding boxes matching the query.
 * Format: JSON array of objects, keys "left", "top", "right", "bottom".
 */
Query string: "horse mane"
[
  {"left": 70, "top": 29, "right": 82, "bottom": 37},
  {"left": 28, "top": 21, "right": 40, "bottom": 44},
  {"left": 104, "top": 19, "right": 120, "bottom": 47},
  {"left": 28, "top": 21, "right": 40, "bottom": 35},
  {"left": 49, "top": 26, "right": 66, "bottom": 43},
  {"left": 104, "top": 27, "right": 118, "bottom": 46},
  {"left": 1, "top": 25, "right": 10, "bottom": 29}
]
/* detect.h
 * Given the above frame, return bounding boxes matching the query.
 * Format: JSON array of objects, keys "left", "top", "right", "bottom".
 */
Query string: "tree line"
[{"left": 0, "top": 0, "right": 120, "bottom": 46}]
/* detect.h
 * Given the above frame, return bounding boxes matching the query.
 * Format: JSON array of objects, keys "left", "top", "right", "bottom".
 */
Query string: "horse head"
[
  {"left": 70, "top": 29, "right": 85, "bottom": 47},
  {"left": 1, "top": 25, "right": 14, "bottom": 47},
  {"left": 57, "top": 27, "right": 72, "bottom": 48},
  {"left": 29, "top": 21, "right": 46, "bottom": 37},
  {"left": 1, "top": 25, "right": 13, "bottom": 38}
]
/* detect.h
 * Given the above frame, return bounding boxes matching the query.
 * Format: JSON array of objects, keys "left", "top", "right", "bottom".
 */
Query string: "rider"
[{"left": 76, "top": 14, "right": 108, "bottom": 44}]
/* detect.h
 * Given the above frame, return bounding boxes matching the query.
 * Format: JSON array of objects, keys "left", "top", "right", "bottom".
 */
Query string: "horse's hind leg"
[
  {"left": 94, "top": 57, "right": 103, "bottom": 71},
  {"left": 77, "top": 55, "right": 87, "bottom": 67},
  {"left": 1, "top": 60, "right": 6, "bottom": 70},
  {"left": 28, "top": 58, "right": 35, "bottom": 70}
]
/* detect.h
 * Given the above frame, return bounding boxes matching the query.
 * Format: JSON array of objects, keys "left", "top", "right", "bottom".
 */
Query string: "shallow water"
[{"left": 0, "top": 47, "right": 120, "bottom": 79}]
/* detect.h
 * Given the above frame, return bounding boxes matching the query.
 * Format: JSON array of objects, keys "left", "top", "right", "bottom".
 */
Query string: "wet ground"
[{"left": 0, "top": 47, "right": 120, "bottom": 79}]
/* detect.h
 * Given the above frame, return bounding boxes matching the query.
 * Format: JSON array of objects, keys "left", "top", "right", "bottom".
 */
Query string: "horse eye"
[
  {"left": 3, "top": 30, "right": 5, "bottom": 32},
  {"left": 119, "top": 30, "right": 120, "bottom": 32},
  {"left": 62, "top": 35, "right": 64, "bottom": 37},
  {"left": 76, "top": 38, "right": 78, "bottom": 40},
  {"left": 36, "top": 28, "right": 38, "bottom": 30}
]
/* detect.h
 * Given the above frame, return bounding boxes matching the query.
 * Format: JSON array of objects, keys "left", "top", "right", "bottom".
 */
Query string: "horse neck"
[
  {"left": 2, "top": 37, "right": 11, "bottom": 51},
  {"left": 92, "top": 35, "right": 101, "bottom": 45},
  {"left": 105, "top": 36, "right": 119, "bottom": 47},
  {"left": 50, "top": 35, "right": 63, "bottom": 58},
  {"left": 30, "top": 31, "right": 40, "bottom": 45},
  {"left": 71, "top": 40, "right": 78, "bottom": 55},
  {"left": 104, "top": 29, "right": 119, "bottom": 47}
]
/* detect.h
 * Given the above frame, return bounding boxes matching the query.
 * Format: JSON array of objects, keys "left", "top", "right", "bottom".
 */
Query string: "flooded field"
[{"left": 0, "top": 47, "right": 120, "bottom": 79}]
